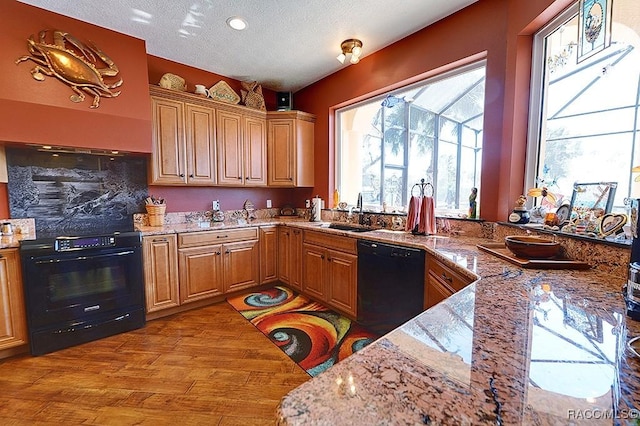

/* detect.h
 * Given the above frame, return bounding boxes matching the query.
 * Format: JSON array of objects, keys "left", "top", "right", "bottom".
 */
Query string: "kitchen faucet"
[{"left": 357, "top": 193, "right": 364, "bottom": 225}]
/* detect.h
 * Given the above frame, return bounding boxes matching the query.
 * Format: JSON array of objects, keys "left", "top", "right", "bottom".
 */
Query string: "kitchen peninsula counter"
[
  {"left": 134, "top": 217, "right": 639, "bottom": 424},
  {"left": 271, "top": 230, "right": 640, "bottom": 425}
]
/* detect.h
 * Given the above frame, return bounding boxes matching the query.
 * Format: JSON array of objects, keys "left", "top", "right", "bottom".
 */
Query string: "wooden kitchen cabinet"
[
  {"left": 178, "top": 243, "right": 224, "bottom": 304},
  {"left": 150, "top": 96, "right": 185, "bottom": 185},
  {"left": 0, "top": 248, "right": 27, "bottom": 351},
  {"left": 325, "top": 249, "right": 358, "bottom": 316},
  {"left": 260, "top": 226, "right": 278, "bottom": 284},
  {"left": 216, "top": 110, "right": 267, "bottom": 186},
  {"left": 302, "top": 243, "right": 326, "bottom": 300},
  {"left": 216, "top": 109, "right": 243, "bottom": 185},
  {"left": 143, "top": 234, "right": 180, "bottom": 313},
  {"left": 278, "top": 226, "right": 303, "bottom": 291},
  {"left": 424, "top": 255, "right": 474, "bottom": 309},
  {"left": 223, "top": 239, "right": 260, "bottom": 292},
  {"left": 302, "top": 230, "right": 357, "bottom": 318},
  {"left": 278, "top": 227, "right": 291, "bottom": 285},
  {"left": 290, "top": 228, "right": 303, "bottom": 290},
  {"left": 178, "top": 228, "right": 259, "bottom": 304},
  {"left": 149, "top": 92, "right": 216, "bottom": 185},
  {"left": 267, "top": 111, "right": 315, "bottom": 187},
  {"left": 244, "top": 116, "right": 267, "bottom": 186},
  {"left": 184, "top": 104, "right": 217, "bottom": 185}
]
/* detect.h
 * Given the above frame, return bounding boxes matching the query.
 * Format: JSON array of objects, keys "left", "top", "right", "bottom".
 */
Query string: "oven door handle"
[
  {"left": 55, "top": 313, "right": 132, "bottom": 335},
  {"left": 33, "top": 250, "right": 136, "bottom": 264}
]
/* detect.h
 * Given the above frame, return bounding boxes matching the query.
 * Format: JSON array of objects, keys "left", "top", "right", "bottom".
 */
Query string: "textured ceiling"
[{"left": 17, "top": 0, "right": 478, "bottom": 92}]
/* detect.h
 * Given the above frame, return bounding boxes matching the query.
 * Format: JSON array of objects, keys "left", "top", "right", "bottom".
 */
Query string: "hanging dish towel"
[
  {"left": 418, "top": 196, "right": 436, "bottom": 235},
  {"left": 405, "top": 196, "right": 421, "bottom": 232}
]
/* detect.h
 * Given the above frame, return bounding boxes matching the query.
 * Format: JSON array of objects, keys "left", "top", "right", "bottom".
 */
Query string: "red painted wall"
[
  {"left": 0, "top": 1, "right": 152, "bottom": 153},
  {"left": 0, "top": 0, "right": 576, "bottom": 220},
  {"left": 294, "top": 0, "right": 573, "bottom": 222},
  {"left": 147, "top": 186, "right": 313, "bottom": 213},
  {"left": 147, "top": 55, "right": 277, "bottom": 111},
  {"left": 0, "top": 2, "right": 303, "bottom": 219}
]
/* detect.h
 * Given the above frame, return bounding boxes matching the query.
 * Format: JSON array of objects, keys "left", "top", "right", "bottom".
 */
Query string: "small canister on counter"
[{"left": 1, "top": 222, "right": 13, "bottom": 236}]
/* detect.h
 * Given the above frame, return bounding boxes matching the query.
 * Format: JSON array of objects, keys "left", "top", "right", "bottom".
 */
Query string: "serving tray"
[{"left": 477, "top": 242, "right": 591, "bottom": 270}]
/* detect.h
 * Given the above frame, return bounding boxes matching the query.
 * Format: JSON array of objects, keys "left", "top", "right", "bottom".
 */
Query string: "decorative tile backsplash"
[{"left": 7, "top": 147, "right": 148, "bottom": 234}]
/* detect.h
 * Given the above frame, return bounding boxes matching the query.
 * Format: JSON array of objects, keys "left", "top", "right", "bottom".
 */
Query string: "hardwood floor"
[{"left": 0, "top": 302, "right": 310, "bottom": 425}]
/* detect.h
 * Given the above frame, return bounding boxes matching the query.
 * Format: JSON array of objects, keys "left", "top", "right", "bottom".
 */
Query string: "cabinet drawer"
[
  {"left": 178, "top": 227, "right": 258, "bottom": 247},
  {"left": 303, "top": 230, "right": 356, "bottom": 254},
  {"left": 427, "top": 257, "right": 472, "bottom": 292}
]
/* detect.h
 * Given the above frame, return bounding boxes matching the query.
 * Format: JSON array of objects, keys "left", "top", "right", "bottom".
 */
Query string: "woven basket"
[{"left": 146, "top": 204, "right": 166, "bottom": 226}]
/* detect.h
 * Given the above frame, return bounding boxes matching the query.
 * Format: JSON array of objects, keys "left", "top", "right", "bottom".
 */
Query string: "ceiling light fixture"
[
  {"left": 226, "top": 16, "right": 247, "bottom": 31},
  {"left": 337, "top": 39, "right": 363, "bottom": 65}
]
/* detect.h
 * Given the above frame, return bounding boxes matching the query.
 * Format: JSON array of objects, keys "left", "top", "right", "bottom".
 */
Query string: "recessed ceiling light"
[{"left": 226, "top": 16, "right": 247, "bottom": 31}]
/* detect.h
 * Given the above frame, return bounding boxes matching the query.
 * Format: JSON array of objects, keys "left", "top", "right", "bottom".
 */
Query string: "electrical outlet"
[
  {"left": 212, "top": 200, "right": 220, "bottom": 211},
  {"left": 266, "top": 199, "right": 272, "bottom": 208}
]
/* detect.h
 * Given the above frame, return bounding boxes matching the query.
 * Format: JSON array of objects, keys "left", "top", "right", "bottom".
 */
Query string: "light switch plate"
[
  {"left": 212, "top": 200, "right": 220, "bottom": 211},
  {"left": 266, "top": 199, "right": 272, "bottom": 208}
]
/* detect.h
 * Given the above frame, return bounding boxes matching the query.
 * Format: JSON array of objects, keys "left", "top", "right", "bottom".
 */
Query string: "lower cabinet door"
[
  {"left": 326, "top": 249, "right": 357, "bottom": 318},
  {"left": 425, "top": 271, "right": 455, "bottom": 309},
  {"left": 143, "top": 235, "right": 180, "bottom": 313},
  {"left": 0, "top": 249, "right": 27, "bottom": 350},
  {"left": 259, "top": 226, "right": 278, "bottom": 284},
  {"left": 289, "top": 229, "right": 303, "bottom": 291},
  {"left": 224, "top": 240, "right": 260, "bottom": 293},
  {"left": 178, "top": 245, "right": 224, "bottom": 304},
  {"left": 277, "top": 227, "right": 291, "bottom": 285},
  {"left": 302, "top": 243, "right": 326, "bottom": 300}
]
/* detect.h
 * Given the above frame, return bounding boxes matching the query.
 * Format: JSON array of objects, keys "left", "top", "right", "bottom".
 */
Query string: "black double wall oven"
[{"left": 20, "top": 231, "right": 146, "bottom": 355}]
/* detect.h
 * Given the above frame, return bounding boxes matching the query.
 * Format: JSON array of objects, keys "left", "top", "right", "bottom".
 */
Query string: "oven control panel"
[{"left": 55, "top": 236, "right": 117, "bottom": 251}]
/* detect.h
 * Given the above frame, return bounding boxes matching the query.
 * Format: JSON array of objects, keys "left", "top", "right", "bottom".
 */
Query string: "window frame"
[{"left": 334, "top": 59, "right": 486, "bottom": 214}]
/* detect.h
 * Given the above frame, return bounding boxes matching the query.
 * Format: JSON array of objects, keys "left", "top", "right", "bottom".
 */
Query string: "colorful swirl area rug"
[{"left": 226, "top": 286, "right": 379, "bottom": 377}]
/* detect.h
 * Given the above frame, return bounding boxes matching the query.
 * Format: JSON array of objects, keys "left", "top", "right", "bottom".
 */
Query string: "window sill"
[{"left": 497, "top": 222, "right": 631, "bottom": 249}]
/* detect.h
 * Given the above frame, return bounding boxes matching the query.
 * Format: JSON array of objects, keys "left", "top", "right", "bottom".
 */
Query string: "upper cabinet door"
[
  {"left": 150, "top": 97, "right": 187, "bottom": 185},
  {"left": 216, "top": 110, "right": 244, "bottom": 185},
  {"left": 267, "top": 111, "right": 315, "bottom": 187},
  {"left": 244, "top": 116, "right": 267, "bottom": 186},
  {"left": 267, "top": 119, "right": 295, "bottom": 186},
  {"left": 185, "top": 104, "right": 216, "bottom": 185}
]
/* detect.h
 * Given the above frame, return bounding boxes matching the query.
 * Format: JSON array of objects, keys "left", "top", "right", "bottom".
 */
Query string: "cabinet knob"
[
  {"left": 216, "top": 235, "right": 228, "bottom": 239},
  {"left": 225, "top": 249, "right": 230, "bottom": 254},
  {"left": 216, "top": 251, "right": 221, "bottom": 255},
  {"left": 152, "top": 238, "right": 168, "bottom": 242},
  {"left": 321, "top": 254, "right": 325, "bottom": 260},
  {"left": 441, "top": 273, "right": 453, "bottom": 283},
  {"left": 238, "top": 177, "right": 242, "bottom": 180},
  {"left": 179, "top": 173, "right": 185, "bottom": 178},
  {"left": 189, "top": 174, "right": 194, "bottom": 178},
  {"left": 288, "top": 177, "right": 293, "bottom": 181}
]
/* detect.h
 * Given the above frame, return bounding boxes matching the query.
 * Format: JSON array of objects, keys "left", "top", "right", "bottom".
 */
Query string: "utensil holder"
[{"left": 146, "top": 204, "right": 166, "bottom": 226}]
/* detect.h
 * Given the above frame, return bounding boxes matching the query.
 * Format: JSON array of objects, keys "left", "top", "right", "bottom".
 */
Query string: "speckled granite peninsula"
[
  {"left": 274, "top": 228, "right": 640, "bottom": 425},
  {"left": 128, "top": 209, "right": 639, "bottom": 424}
]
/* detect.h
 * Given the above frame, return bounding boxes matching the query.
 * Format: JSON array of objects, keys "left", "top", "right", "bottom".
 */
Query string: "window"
[
  {"left": 527, "top": 0, "right": 640, "bottom": 213},
  {"left": 336, "top": 62, "right": 485, "bottom": 215}
]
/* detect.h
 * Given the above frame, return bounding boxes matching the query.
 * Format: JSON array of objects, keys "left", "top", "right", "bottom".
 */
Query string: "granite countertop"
[
  {"left": 135, "top": 216, "right": 307, "bottom": 235},
  {"left": 273, "top": 232, "right": 640, "bottom": 425}
]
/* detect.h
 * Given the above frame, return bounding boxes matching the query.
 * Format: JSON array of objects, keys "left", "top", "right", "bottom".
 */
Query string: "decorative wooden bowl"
[{"left": 504, "top": 235, "right": 560, "bottom": 259}]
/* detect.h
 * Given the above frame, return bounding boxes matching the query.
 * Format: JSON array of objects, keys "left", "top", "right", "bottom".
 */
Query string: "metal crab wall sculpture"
[{"left": 15, "top": 30, "right": 123, "bottom": 109}]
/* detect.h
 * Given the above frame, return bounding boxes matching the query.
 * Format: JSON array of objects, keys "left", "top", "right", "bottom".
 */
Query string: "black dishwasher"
[{"left": 357, "top": 240, "right": 425, "bottom": 334}]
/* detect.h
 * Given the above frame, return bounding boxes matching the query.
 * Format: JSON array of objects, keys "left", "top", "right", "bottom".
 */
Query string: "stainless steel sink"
[{"left": 327, "top": 223, "right": 375, "bottom": 233}]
